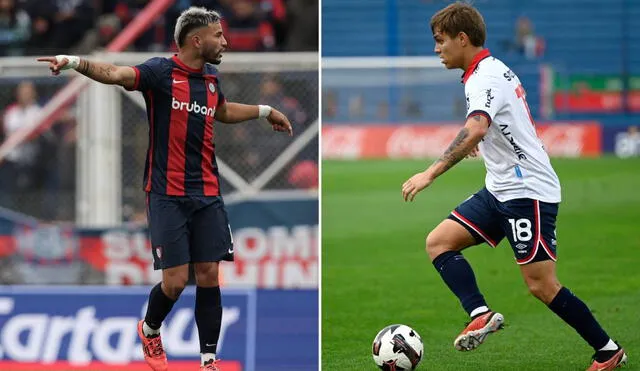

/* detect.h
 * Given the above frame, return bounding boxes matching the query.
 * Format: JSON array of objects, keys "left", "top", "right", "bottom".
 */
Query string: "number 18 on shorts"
[{"left": 449, "top": 187, "right": 558, "bottom": 264}]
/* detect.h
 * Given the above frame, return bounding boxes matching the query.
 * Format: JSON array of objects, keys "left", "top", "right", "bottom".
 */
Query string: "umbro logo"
[{"left": 515, "top": 243, "right": 527, "bottom": 250}]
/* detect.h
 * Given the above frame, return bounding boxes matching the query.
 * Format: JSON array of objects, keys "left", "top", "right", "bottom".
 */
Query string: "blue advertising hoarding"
[{"left": 0, "top": 286, "right": 318, "bottom": 370}]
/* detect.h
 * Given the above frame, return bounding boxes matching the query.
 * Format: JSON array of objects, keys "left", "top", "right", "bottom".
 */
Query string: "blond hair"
[{"left": 174, "top": 7, "right": 222, "bottom": 47}]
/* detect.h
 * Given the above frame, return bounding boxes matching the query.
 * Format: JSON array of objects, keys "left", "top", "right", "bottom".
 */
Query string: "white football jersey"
[{"left": 464, "top": 50, "right": 561, "bottom": 203}]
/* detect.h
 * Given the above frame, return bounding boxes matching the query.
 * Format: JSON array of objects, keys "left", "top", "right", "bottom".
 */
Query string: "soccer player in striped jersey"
[
  {"left": 38, "top": 7, "right": 292, "bottom": 371},
  {"left": 401, "top": 3, "right": 626, "bottom": 370}
]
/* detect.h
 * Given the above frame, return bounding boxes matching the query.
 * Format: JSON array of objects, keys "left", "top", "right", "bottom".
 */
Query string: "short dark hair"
[
  {"left": 430, "top": 2, "right": 486, "bottom": 47},
  {"left": 174, "top": 7, "right": 222, "bottom": 47}
]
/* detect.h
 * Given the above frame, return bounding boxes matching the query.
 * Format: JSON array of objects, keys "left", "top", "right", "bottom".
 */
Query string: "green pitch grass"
[{"left": 322, "top": 157, "right": 640, "bottom": 371}]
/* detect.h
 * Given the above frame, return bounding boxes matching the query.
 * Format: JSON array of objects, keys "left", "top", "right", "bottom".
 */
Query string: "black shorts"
[
  {"left": 448, "top": 187, "right": 559, "bottom": 265},
  {"left": 147, "top": 192, "right": 234, "bottom": 270}
]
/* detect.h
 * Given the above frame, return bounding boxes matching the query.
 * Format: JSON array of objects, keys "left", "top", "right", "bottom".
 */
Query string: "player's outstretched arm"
[
  {"left": 36, "top": 55, "right": 137, "bottom": 90},
  {"left": 215, "top": 102, "right": 293, "bottom": 136},
  {"left": 401, "top": 114, "right": 489, "bottom": 202}
]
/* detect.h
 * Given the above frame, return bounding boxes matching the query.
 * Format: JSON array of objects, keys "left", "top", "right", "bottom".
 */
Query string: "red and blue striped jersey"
[{"left": 129, "top": 55, "right": 226, "bottom": 196}]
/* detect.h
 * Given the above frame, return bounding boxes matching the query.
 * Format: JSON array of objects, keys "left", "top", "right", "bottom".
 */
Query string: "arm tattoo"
[
  {"left": 76, "top": 59, "right": 117, "bottom": 83},
  {"left": 99, "top": 65, "right": 113, "bottom": 78},
  {"left": 76, "top": 59, "right": 89, "bottom": 74},
  {"left": 434, "top": 127, "right": 471, "bottom": 172}
]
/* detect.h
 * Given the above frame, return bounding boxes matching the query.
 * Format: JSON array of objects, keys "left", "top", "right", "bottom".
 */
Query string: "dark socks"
[
  {"left": 432, "top": 251, "right": 488, "bottom": 316},
  {"left": 548, "top": 287, "right": 610, "bottom": 350},
  {"left": 195, "top": 286, "right": 223, "bottom": 354},
  {"left": 144, "top": 282, "right": 177, "bottom": 330}
]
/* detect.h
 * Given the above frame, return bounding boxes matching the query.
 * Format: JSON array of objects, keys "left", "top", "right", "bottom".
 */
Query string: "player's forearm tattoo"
[
  {"left": 76, "top": 59, "right": 90, "bottom": 74},
  {"left": 76, "top": 59, "right": 117, "bottom": 82},
  {"left": 435, "top": 127, "right": 471, "bottom": 172}
]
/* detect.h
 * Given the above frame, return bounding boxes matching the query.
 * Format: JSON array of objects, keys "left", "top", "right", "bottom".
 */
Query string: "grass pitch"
[{"left": 322, "top": 157, "right": 640, "bottom": 370}]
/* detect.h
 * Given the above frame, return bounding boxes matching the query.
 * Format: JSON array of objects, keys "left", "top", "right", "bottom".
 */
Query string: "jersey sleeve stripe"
[
  {"left": 130, "top": 66, "right": 141, "bottom": 91},
  {"left": 467, "top": 110, "right": 492, "bottom": 125}
]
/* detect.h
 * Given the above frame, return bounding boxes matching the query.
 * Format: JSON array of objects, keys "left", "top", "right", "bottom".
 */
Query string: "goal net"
[{"left": 0, "top": 52, "right": 318, "bottom": 223}]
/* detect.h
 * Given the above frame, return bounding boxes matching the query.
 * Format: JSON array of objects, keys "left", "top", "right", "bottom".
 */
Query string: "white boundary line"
[
  {"left": 317, "top": 2, "right": 323, "bottom": 367},
  {"left": 322, "top": 56, "right": 442, "bottom": 69}
]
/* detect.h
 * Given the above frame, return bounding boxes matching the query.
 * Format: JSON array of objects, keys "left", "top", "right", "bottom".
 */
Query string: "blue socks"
[
  {"left": 433, "top": 252, "right": 612, "bottom": 351},
  {"left": 432, "top": 251, "right": 488, "bottom": 316},
  {"left": 548, "top": 287, "right": 610, "bottom": 350}
]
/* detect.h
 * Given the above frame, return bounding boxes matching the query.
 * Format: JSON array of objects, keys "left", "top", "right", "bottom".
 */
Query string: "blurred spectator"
[
  {"left": 284, "top": 0, "right": 317, "bottom": 51},
  {"left": 259, "top": 0, "right": 287, "bottom": 48},
  {"left": 111, "top": 0, "right": 162, "bottom": 51},
  {"left": 49, "top": 0, "right": 94, "bottom": 52},
  {"left": 16, "top": 0, "right": 314, "bottom": 54},
  {"left": 401, "top": 95, "right": 421, "bottom": 119},
  {"left": 24, "top": 1, "right": 55, "bottom": 55},
  {"left": 23, "top": 0, "right": 94, "bottom": 54},
  {"left": 260, "top": 74, "right": 307, "bottom": 126},
  {"left": 376, "top": 101, "right": 389, "bottom": 121},
  {"left": 348, "top": 94, "right": 364, "bottom": 119},
  {"left": 0, "top": 81, "right": 42, "bottom": 200},
  {"left": 73, "top": 13, "right": 121, "bottom": 54},
  {"left": 503, "top": 16, "right": 544, "bottom": 59},
  {"left": 323, "top": 90, "right": 337, "bottom": 120},
  {"left": 221, "top": 0, "right": 275, "bottom": 51},
  {"left": 0, "top": 0, "right": 30, "bottom": 56},
  {"left": 287, "top": 160, "right": 318, "bottom": 189}
]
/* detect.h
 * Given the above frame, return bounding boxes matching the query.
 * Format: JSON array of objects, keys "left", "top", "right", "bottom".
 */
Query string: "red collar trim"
[
  {"left": 172, "top": 55, "right": 203, "bottom": 73},
  {"left": 461, "top": 49, "right": 491, "bottom": 84}
]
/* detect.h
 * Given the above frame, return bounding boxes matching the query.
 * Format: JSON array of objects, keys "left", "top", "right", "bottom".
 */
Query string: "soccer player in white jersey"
[{"left": 401, "top": 3, "right": 626, "bottom": 370}]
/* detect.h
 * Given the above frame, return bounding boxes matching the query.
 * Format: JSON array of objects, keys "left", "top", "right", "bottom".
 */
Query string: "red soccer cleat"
[
  {"left": 453, "top": 311, "right": 504, "bottom": 351},
  {"left": 587, "top": 345, "right": 627, "bottom": 371},
  {"left": 137, "top": 320, "right": 169, "bottom": 371},
  {"left": 200, "top": 359, "right": 220, "bottom": 370}
]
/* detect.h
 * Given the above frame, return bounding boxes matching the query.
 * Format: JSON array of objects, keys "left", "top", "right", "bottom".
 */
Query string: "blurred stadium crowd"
[
  {"left": 0, "top": 0, "right": 318, "bottom": 222},
  {"left": 0, "top": 0, "right": 318, "bottom": 55}
]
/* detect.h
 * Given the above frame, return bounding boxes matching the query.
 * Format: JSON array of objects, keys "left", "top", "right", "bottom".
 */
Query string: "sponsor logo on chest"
[{"left": 171, "top": 97, "right": 215, "bottom": 118}]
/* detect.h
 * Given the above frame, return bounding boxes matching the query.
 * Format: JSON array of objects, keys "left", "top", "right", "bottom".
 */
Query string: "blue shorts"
[
  {"left": 448, "top": 188, "right": 558, "bottom": 265},
  {"left": 146, "top": 192, "right": 234, "bottom": 270}
]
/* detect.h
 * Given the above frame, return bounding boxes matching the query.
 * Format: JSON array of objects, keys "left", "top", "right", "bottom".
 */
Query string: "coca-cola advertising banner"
[
  {"left": 322, "top": 122, "right": 602, "bottom": 159},
  {"left": 0, "top": 286, "right": 318, "bottom": 370},
  {"left": 0, "top": 198, "right": 318, "bottom": 289}
]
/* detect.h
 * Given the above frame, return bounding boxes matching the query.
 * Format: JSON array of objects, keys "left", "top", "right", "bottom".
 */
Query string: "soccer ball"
[{"left": 372, "top": 324, "right": 423, "bottom": 370}]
